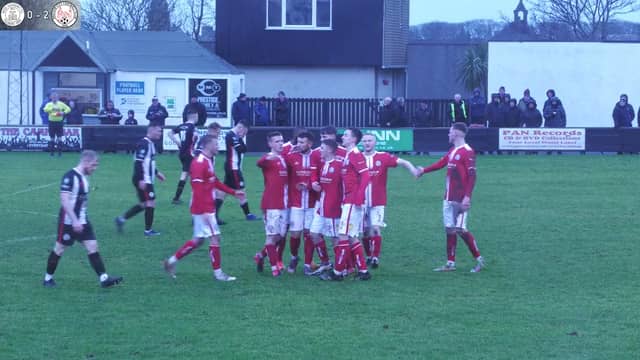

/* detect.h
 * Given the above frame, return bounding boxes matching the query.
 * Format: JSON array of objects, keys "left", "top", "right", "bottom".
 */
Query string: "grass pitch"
[{"left": 0, "top": 152, "right": 639, "bottom": 359}]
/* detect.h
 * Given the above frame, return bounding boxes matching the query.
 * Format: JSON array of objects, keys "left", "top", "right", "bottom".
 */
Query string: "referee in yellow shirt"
[{"left": 43, "top": 92, "right": 71, "bottom": 157}]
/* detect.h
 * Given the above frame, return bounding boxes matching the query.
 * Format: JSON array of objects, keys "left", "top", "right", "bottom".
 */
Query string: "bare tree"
[
  {"left": 530, "top": 0, "right": 640, "bottom": 40},
  {"left": 82, "top": 0, "right": 183, "bottom": 32},
  {"left": 82, "top": 0, "right": 152, "bottom": 31},
  {"left": 184, "top": 0, "right": 215, "bottom": 40}
]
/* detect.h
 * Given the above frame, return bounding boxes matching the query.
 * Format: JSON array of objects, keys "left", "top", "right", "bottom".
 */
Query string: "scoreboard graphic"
[{"left": 1, "top": 0, "right": 80, "bottom": 30}]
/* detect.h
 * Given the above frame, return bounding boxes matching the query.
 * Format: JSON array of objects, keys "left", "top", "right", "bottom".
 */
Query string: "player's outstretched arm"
[
  {"left": 418, "top": 155, "right": 448, "bottom": 177},
  {"left": 397, "top": 158, "right": 420, "bottom": 178}
]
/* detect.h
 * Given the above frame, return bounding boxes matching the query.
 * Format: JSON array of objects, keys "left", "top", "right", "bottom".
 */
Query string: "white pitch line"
[
  {"left": 9, "top": 210, "right": 58, "bottom": 218},
  {"left": 2, "top": 234, "right": 53, "bottom": 245},
  {"left": 1, "top": 182, "right": 57, "bottom": 199}
]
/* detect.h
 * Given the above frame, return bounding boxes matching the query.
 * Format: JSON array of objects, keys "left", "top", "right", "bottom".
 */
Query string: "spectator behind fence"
[
  {"left": 379, "top": 97, "right": 396, "bottom": 127},
  {"left": 468, "top": 88, "right": 486, "bottom": 127},
  {"left": 254, "top": 96, "right": 270, "bottom": 126},
  {"left": 413, "top": 100, "right": 432, "bottom": 127},
  {"left": 274, "top": 91, "right": 290, "bottom": 126},
  {"left": 497, "top": 86, "right": 510, "bottom": 104},
  {"left": 542, "top": 89, "right": 556, "bottom": 114},
  {"left": 125, "top": 110, "right": 138, "bottom": 125},
  {"left": 449, "top": 94, "right": 468, "bottom": 124},
  {"left": 98, "top": 100, "right": 123, "bottom": 125},
  {"left": 40, "top": 92, "right": 52, "bottom": 125},
  {"left": 485, "top": 94, "right": 507, "bottom": 128},
  {"left": 505, "top": 99, "right": 521, "bottom": 127},
  {"left": 394, "top": 97, "right": 409, "bottom": 127},
  {"left": 65, "top": 100, "right": 83, "bottom": 125},
  {"left": 613, "top": 94, "right": 634, "bottom": 128},
  {"left": 518, "top": 89, "right": 536, "bottom": 113},
  {"left": 146, "top": 96, "right": 169, "bottom": 126},
  {"left": 543, "top": 97, "right": 566, "bottom": 128},
  {"left": 520, "top": 101, "right": 542, "bottom": 128},
  {"left": 183, "top": 95, "right": 207, "bottom": 126},
  {"left": 231, "top": 93, "right": 251, "bottom": 125}
]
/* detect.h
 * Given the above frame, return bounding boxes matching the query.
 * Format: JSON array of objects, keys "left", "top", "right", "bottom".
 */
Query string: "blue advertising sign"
[{"left": 115, "top": 81, "right": 145, "bottom": 95}]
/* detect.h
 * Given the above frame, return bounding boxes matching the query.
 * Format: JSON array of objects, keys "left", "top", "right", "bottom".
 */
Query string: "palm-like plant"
[{"left": 457, "top": 44, "right": 488, "bottom": 94}]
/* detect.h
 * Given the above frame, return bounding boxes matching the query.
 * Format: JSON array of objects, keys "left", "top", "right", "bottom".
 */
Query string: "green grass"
[{"left": 1, "top": 152, "right": 639, "bottom": 359}]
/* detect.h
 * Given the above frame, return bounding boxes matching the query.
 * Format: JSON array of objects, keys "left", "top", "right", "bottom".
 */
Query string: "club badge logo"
[
  {"left": 1, "top": 2, "right": 25, "bottom": 27},
  {"left": 52, "top": 1, "right": 78, "bottom": 28},
  {"left": 196, "top": 80, "right": 222, "bottom": 96}
]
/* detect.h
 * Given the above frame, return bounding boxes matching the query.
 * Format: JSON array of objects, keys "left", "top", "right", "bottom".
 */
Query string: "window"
[
  {"left": 52, "top": 88, "right": 103, "bottom": 115},
  {"left": 59, "top": 73, "right": 97, "bottom": 87},
  {"left": 266, "top": 0, "right": 332, "bottom": 30}
]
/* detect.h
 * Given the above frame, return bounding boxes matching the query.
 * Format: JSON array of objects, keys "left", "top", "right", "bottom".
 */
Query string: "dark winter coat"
[
  {"left": 543, "top": 98, "right": 566, "bottom": 127},
  {"left": 254, "top": 102, "right": 270, "bottom": 126},
  {"left": 99, "top": 107, "right": 123, "bottom": 125},
  {"left": 182, "top": 102, "right": 207, "bottom": 126},
  {"left": 379, "top": 104, "right": 397, "bottom": 127},
  {"left": 468, "top": 94, "right": 486, "bottom": 124},
  {"left": 393, "top": 104, "right": 409, "bottom": 127},
  {"left": 612, "top": 103, "right": 635, "bottom": 128},
  {"left": 146, "top": 104, "right": 168, "bottom": 126},
  {"left": 413, "top": 106, "right": 432, "bottom": 127},
  {"left": 65, "top": 107, "right": 83, "bottom": 125},
  {"left": 505, "top": 106, "right": 521, "bottom": 127},
  {"left": 274, "top": 98, "right": 290, "bottom": 126},
  {"left": 518, "top": 96, "right": 536, "bottom": 113},
  {"left": 520, "top": 107, "right": 543, "bottom": 128},
  {"left": 485, "top": 101, "right": 507, "bottom": 128},
  {"left": 231, "top": 100, "right": 251, "bottom": 124}
]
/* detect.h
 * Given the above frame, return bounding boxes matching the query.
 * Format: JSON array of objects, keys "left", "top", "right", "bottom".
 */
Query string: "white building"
[{"left": 0, "top": 30, "right": 244, "bottom": 127}]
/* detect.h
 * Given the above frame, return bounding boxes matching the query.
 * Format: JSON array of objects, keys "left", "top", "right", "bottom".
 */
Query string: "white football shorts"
[
  {"left": 192, "top": 213, "right": 221, "bottom": 238},
  {"left": 443, "top": 200, "right": 468, "bottom": 230}
]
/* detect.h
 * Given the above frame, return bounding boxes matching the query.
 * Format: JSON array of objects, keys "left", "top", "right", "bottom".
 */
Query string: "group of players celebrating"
[{"left": 42, "top": 117, "right": 485, "bottom": 287}]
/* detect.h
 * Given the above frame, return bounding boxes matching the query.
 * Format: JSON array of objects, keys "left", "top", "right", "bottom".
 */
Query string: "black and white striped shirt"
[
  {"left": 59, "top": 168, "right": 89, "bottom": 225},
  {"left": 133, "top": 137, "right": 157, "bottom": 184}
]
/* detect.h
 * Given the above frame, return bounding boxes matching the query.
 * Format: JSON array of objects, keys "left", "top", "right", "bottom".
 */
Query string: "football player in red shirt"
[
  {"left": 360, "top": 133, "right": 419, "bottom": 268},
  {"left": 283, "top": 131, "right": 317, "bottom": 273},
  {"left": 324, "top": 128, "right": 372, "bottom": 281},
  {"left": 163, "top": 135, "right": 245, "bottom": 281},
  {"left": 417, "top": 122, "right": 485, "bottom": 273},
  {"left": 256, "top": 131, "right": 290, "bottom": 277},
  {"left": 308, "top": 139, "right": 342, "bottom": 276}
]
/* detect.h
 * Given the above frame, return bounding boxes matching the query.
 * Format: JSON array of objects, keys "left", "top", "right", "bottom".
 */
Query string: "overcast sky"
[{"left": 410, "top": 0, "right": 640, "bottom": 25}]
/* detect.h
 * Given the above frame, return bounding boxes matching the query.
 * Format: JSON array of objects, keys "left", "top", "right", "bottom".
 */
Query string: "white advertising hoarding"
[
  {"left": 499, "top": 128, "right": 586, "bottom": 150},
  {"left": 488, "top": 42, "right": 640, "bottom": 128}
]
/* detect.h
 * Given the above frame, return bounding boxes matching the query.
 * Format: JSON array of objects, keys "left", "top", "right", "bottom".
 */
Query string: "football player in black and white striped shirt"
[
  {"left": 115, "top": 123, "right": 166, "bottom": 236},
  {"left": 43, "top": 150, "right": 123, "bottom": 288}
]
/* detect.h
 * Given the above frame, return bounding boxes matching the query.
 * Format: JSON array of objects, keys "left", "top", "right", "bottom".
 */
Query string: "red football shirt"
[
  {"left": 190, "top": 154, "right": 235, "bottom": 214},
  {"left": 364, "top": 152, "right": 398, "bottom": 207},
  {"left": 257, "top": 154, "right": 289, "bottom": 210},
  {"left": 285, "top": 151, "right": 316, "bottom": 208},
  {"left": 317, "top": 159, "right": 343, "bottom": 218},
  {"left": 422, "top": 144, "right": 476, "bottom": 202},
  {"left": 341, "top": 148, "right": 369, "bottom": 205}
]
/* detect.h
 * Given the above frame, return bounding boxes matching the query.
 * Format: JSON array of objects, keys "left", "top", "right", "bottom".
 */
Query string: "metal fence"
[{"left": 245, "top": 98, "right": 453, "bottom": 128}]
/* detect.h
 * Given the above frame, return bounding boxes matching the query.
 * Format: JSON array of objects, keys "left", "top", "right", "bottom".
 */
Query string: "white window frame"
[{"left": 266, "top": 0, "right": 332, "bottom": 30}]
